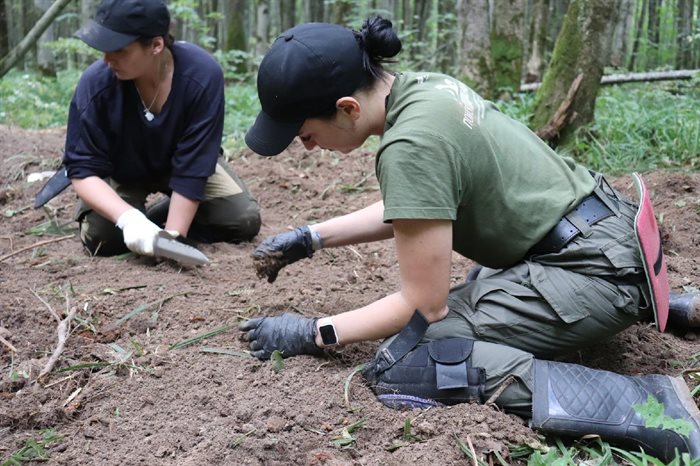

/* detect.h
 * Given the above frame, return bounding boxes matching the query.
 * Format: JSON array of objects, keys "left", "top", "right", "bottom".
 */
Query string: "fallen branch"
[
  {"left": 535, "top": 74, "right": 583, "bottom": 142},
  {"left": 35, "top": 290, "right": 78, "bottom": 384},
  {"left": 0, "top": 234, "right": 75, "bottom": 263}
]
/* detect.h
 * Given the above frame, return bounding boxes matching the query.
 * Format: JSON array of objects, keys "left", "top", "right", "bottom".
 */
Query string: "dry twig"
[
  {"left": 35, "top": 290, "right": 77, "bottom": 384},
  {"left": 0, "top": 234, "right": 75, "bottom": 263},
  {"left": 0, "top": 335, "right": 17, "bottom": 352},
  {"left": 466, "top": 434, "right": 478, "bottom": 466},
  {"left": 30, "top": 287, "right": 60, "bottom": 322},
  {"left": 485, "top": 375, "right": 516, "bottom": 407}
]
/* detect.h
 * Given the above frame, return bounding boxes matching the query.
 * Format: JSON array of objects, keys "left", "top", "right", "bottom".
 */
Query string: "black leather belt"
[{"left": 529, "top": 191, "right": 615, "bottom": 256}]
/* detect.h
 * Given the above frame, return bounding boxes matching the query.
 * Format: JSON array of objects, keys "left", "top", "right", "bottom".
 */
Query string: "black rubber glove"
[
  {"left": 239, "top": 313, "right": 323, "bottom": 360},
  {"left": 253, "top": 225, "right": 315, "bottom": 283}
]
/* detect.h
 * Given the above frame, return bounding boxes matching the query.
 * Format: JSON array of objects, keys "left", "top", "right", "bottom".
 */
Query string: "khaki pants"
[
  {"left": 77, "top": 158, "right": 261, "bottom": 256},
  {"left": 377, "top": 174, "right": 651, "bottom": 416}
]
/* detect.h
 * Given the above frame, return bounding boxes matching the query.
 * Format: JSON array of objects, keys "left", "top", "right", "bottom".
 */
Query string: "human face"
[
  {"left": 103, "top": 41, "right": 154, "bottom": 80},
  {"left": 297, "top": 113, "right": 367, "bottom": 154}
]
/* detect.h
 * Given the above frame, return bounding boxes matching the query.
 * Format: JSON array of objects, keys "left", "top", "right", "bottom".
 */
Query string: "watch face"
[{"left": 319, "top": 324, "right": 338, "bottom": 345}]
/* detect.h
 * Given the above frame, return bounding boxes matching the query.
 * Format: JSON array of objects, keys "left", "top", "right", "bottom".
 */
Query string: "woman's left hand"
[{"left": 239, "top": 313, "right": 323, "bottom": 360}]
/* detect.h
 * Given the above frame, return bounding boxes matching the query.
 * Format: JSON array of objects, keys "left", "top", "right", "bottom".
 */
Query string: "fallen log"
[{"left": 521, "top": 69, "right": 699, "bottom": 92}]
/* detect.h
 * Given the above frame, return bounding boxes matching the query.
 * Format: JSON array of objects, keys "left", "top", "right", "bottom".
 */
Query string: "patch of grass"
[
  {"left": 114, "top": 291, "right": 189, "bottom": 326},
  {"left": 2, "top": 428, "right": 63, "bottom": 466},
  {"left": 0, "top": 70, "right": 80, "bottom": 128},
  {"left": 168, "top": 324, "right": 235, "bottom": 350}
]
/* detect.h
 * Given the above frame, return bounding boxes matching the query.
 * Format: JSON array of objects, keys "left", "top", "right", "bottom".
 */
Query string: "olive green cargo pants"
[
  {"left": 378, "top": 174, "right": 652, "bottom": 417},
  {"left": 77, "top": 157, "right": 261, "bottom": 256}
]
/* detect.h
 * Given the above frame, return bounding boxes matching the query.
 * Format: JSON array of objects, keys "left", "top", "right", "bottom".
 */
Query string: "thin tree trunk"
[
  {"left": 610, "top": 0, "right": 635, "bottom": 67},
  {"left": 456, "top": 0, "right": 493, "bottom": 97},
  {"left": 0, "top": 0, "right": 7, "bottom": 59},
  {"left": 437, "top": 0, "right": 458, "bottom": 74},
  {"left": 530, "top": 0, "right": 621, "bottom": 147},
  {"left": 224, "top": 0, "right": 247, "bottom": 51},
  {"left": 525, "top": 0, "right": 547, "bottom": 83},
  {"left": 255, "top": 0, "right": 270, "bottom": 57},
  {"left": 629, "top": 0, "right": 648, "bottom": 70},
  {"left": 490, "top": 0, "right": 525, "bottom": 95},
  {"left": 647, "top": 0, "right": 660, "bottom": 68},
  {"left": 280, "top": 0, "right": 295, "bottom": 31},
  {"left": 0, "top": 0, "right": 72, "bottom": 79},
  {"left": 34, "top": 0, "right": 55, "bottom": 76},
  {"left": 676, "top": 0, "right": 694, "bottom": 68},
  {"left": 331, "top": 0, "right": 353, "bottom": 25},
  {"left": 304, "top": 0, "right": 323, "bottom": 22}
]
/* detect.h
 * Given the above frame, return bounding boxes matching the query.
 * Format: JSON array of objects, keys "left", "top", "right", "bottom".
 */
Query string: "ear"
[
  {"left": 152, "top": 36, "right": 166, "bottom": 55},
  {"left": 335, "top": 97, "right": 361, "bottom": 121}
]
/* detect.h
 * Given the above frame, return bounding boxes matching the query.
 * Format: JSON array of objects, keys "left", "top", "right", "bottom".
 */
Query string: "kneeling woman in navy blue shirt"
[{"left": 64, "top": 0, "right": 260, "bottom": 257}]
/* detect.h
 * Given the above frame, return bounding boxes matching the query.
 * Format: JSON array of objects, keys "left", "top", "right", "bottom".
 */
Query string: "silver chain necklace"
[{"left": 135, "top": 83, "right": 161, "bottom": 122}]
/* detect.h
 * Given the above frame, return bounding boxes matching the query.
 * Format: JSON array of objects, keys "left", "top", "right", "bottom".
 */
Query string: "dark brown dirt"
[{"left": 0, "top": 124, "right": 699, "bottom": 465}]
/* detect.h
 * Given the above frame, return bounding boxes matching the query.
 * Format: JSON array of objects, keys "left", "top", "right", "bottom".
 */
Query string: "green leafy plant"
[
  {"left": 2, "top": 428, "right": 63, "bottom": 466},
  {"left": 331, "top": 418, "right": 366, "bottom": 449},
  {"left": 633, "top": 395, "right": 694, "bottom": 437}
]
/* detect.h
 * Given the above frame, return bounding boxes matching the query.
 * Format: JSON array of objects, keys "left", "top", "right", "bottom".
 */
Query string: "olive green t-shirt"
[{"left": 376, "top": 72, "right": 596, "bottom": 268}]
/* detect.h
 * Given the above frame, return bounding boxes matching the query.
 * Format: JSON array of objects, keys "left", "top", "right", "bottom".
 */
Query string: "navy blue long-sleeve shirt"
[{"left": 63, "top": 41, "right": 224, "bottom": 201}]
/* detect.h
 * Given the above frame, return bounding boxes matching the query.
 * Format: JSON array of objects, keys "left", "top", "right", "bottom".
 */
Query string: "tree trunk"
[
  {"left": 529, "top": 0, "right": 621, "bottom": 147},
  {"left": 456, "top": 0, "right": 493, "bottom": 97},
  {"left": 255, "top": 0, "right": 270, "bottom": 57},
  {"left": 331, "top": 0, "right": 353, "bottom": 25},
  {"left": 280, "top": 0, "right": 295, "bottom": 31},
  {"left": 609, "top": 0, "right": 635, "bottom": 67},
  {"left": 34, "top": 0, "right": 55, "bottom": 76},
  {"left": 647, "top": 0, "right": 660, "bottom": 68},
  {"left": 629, "top": 0, "right": 647, "bottom": 70},
  {"left": 437, "top": 0, "right": 458, "bottom": 74},
  {"left": 546, "top": 0, "right": 570, "bottom": 54},
  {"left": 224, "top": 0, "right": 247, "bottom": 52},
  {"left": 0, "top": 0, "right": 7, "bottom": 59},
  {"left": 676, "top": 0, "right": 694, "bottom": 69},
  {"left": 490, "top": 0, "right": 525, "bottom": 95},
  {"left": 0, "top": 0, "right": 72, "bottom": 78},
  {"left": 525, "top": 0, "right": 547, "bottom": 83},
  {"left": 304, "top": 0, "right": 323, "bottom": 22}
]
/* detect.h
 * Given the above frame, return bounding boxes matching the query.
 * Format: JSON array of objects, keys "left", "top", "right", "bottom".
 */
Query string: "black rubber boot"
[
  {"left": 531, "top": 360, "right": 700, "bottom": 462},
  {"left": 668, "top": 292, "right": 700, "bottom": 328}
]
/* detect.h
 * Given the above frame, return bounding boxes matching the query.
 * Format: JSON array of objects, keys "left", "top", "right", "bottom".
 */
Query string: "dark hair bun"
[{"left": 359, "top": 16, "right": 402, "bottom": 61}]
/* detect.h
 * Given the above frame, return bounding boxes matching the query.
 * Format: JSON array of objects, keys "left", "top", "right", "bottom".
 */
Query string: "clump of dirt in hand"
[{"left": 253, "top": 251, "right": 285, "bottom": 283}]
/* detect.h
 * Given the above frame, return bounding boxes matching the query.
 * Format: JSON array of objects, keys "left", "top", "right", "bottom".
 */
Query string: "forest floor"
[{"left": 1, "top": 124, "right": 699, "bottom": 465}]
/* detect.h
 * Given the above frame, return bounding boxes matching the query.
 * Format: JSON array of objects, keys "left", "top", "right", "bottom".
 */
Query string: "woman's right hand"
[{"left": 252, "top": 225, "right": 316, "bottom": 283}]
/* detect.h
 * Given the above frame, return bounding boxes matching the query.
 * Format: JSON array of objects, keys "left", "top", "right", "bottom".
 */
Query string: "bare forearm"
[
  {"left": 165, "top": 192, "right": 199, "bottom": 237},
  {"left": 71, "top": 177, "right": 133, "bottom": 223},
  {"left": 313, "top": 200, "right": 393, "bottom": 247}
]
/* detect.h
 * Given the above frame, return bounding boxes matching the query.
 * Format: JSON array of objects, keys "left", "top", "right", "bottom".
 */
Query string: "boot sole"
[{"left": 669, "top": 376, "right": 700, "bottom": 425}]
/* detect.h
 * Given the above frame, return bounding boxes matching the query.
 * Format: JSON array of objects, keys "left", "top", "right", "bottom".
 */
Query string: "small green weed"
[
  {"left": 331, "top": 418, "right": 366, "bottom": 449},
  {"left": 633, "top": 395, "right": 694, "bottom": 437},
  {"left": 2, "top": 428, "right": 63, "bottom": 466}
]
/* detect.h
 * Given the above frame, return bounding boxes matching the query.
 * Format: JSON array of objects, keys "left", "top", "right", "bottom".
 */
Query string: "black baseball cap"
[
  {"left": 245, "top": 23, "right": 367, "bottom": 156},
  {"left": 75, "top": 0, "right": 170, "bottom": 53}
]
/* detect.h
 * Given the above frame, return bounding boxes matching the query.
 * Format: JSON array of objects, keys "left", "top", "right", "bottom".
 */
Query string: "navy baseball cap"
[
  {"left": 76, "top": 0, "right": 170, "bottom": 53},
  {"left": 245, "top": 23, "right": 367, "bottom": 156}
]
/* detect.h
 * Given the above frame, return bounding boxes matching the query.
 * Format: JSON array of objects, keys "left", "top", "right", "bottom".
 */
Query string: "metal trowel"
[{"left": 153, "top": 231, "right": 209, "bottom": 266}]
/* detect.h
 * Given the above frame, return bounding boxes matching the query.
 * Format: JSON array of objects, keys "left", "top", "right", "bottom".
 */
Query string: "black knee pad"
[{"left": 363, "top": 338, "right": 486, "bottom": 409}]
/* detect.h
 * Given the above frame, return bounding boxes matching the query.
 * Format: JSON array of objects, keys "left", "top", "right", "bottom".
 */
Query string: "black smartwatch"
[{"left": 317, "top": 317, "right": 339, "bottom": 347}]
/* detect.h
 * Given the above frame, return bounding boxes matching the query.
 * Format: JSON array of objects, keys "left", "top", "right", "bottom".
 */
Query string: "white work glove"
[{"left": 116, "top": 208, "right": 162, "bottom": 256}]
